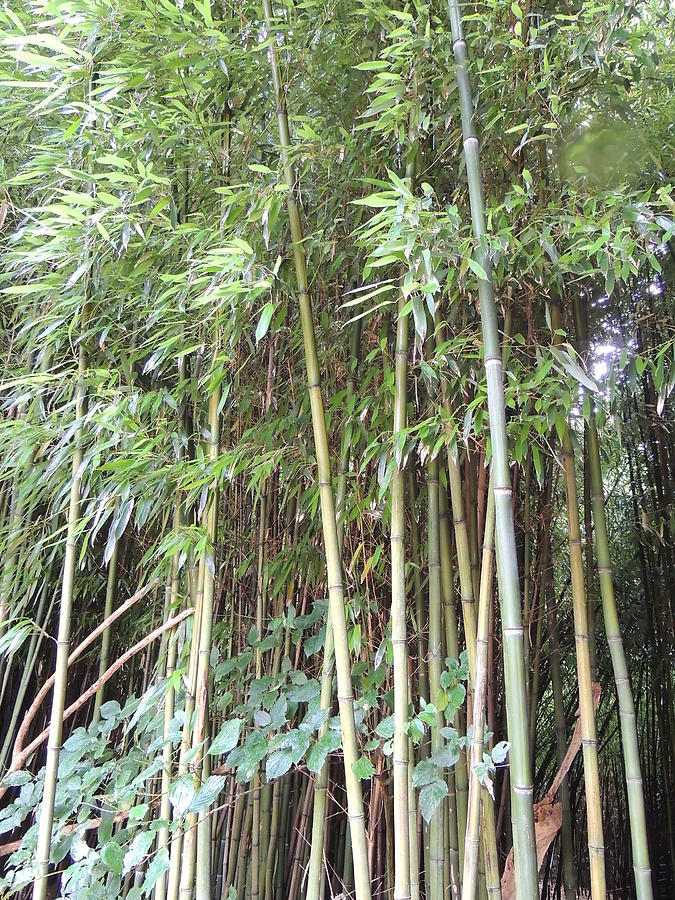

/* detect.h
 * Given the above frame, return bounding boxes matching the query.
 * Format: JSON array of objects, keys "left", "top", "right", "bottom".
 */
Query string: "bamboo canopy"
[{"left": 0, "top": 2, "right": 673, "bottom": 900}]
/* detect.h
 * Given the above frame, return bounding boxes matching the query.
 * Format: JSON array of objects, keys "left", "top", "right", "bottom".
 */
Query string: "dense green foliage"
[{"left": 0, "top": 1, "right": 673, "bottom": 899}]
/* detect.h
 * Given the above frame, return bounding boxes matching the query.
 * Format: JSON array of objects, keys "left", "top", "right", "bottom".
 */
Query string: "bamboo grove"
[{"left": 0, "top": 1, "right": 673, "bottom": 899}]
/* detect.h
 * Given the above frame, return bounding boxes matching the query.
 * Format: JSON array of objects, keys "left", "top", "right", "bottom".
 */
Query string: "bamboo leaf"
[{"left": 255, "top": 303, "right": 275, "bottom": 344}]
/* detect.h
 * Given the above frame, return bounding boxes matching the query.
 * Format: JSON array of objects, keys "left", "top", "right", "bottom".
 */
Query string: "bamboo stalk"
[
  {"left": 551, "top": 300, "right": 606, "bottom": 900},
  {"left": 428, "top": 456, "right": 445, "bottom": 900},
  {"left": 573, "top": 297, "right": 653, "bottom": 899},
  {"left": 260, "top": 8, "right": 372, "bottom": 900},
  {"left": 587, "top": 413, "right": 653, "bottom": 899},
  {"left": 32, "top": 323, "right": 88, "bottom": 900},
  {"left": 92, "top": 534, "right": 119, "bottom": 724},
  {"left": 463, "top": 477, "right": 500, "bottom": 900},
  {"left": 391, "top": 293, "right": 411, "bottom": 900},
  {"left": 439, "top": 482, "right": 464, "bottom": 893},
  {"left": 444, "top": 4, "right": 538, "bottom": 895},
  {"left": 306, "top": 319, "right": 361, "bottom": 900}
]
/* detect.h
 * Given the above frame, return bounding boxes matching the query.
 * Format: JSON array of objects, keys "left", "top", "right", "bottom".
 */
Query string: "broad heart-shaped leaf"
[
  {"left": 432, "top": 742, "right": 460, "bottom": 769},
  {"left": 352, "top": 755, "right": 375, "bottom": 780},
  {"left": 412, "top": 758, "right": 438, "bottom": 788},
  {"left": 375, "top": 714, "right": 395, "bottom": 738},
  {"left": 142, "top": 848, "right": 170, "bottom": 894},
  {"left": 169, "top": 773, "right": 195, "bottom": 815},
  {"left": 102, "top": 840, "right": 124, "bottom": 875},
  {"left": 448, "top": 683, "right": 466, "bottom": 709},
  {"left": 209, "top": 718, "right": 242, "bottom": 756},
  {"left": 189, "top": 775, "right": 226, "bottom": 813},
  {"left": 306, "top": 730, "right": 342, "bottom": 774},
  {"left": 266, "top": 749, "right": 293, "bottom": 781},
  {"left": 123, "top": 830, "right": 154, "bottom": 875},
  {"left": 419, "top": 777, "right": 448, "bottom": 823},
  {"left": 227, "top": 731, "right": 267, "bottom": 781},
  {"left": 1, "top": 770, "right": 31, "bottom": 788},
  {"left": 491, "top": 740, "right": 510, "bottom": 765}
]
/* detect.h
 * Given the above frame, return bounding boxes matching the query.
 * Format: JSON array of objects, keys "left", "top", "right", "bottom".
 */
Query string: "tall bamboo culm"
[
  {"left": 550, "top": 301, "right": 605, "bottom": 900},
  {"left": 389, "top": 128, "right": 419, "bottom": 900},
  {"left": 32, "top": 324, "right": 87, "bottom": 900},
  {"left": 427, "top": 456, "right": 445, "bottom": 900},
  {"left": 261, "top": 5, "right": 372, "bottom": 900},
  {"left": 573, "top": 299, "right": 654, "bottom": 900},
  {"left": 444, "top": 4, "right": 538, "bottom": 896}
]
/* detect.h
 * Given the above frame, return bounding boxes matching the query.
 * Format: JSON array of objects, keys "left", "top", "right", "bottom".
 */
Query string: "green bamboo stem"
[
  {"left": 196, "top": 746, "right": 213, "bottom": 900},
  {"left": 527, "top": 478, "right": 551, "bottom": 765},
  {"left": 522, "top": 456, "right": 532, "bottom": 698},
  {"left": 223, "top": 789, "right": 247, "bottom": 898},
  {"left": 550, "top": 301, "right": 605, "bottom": 900},
  {"left": 264, "top": 776, "right": 283, "bottom": 900},
  {"left": 573, "top": 299, "right": 653, "bottom": 899},
  {"left": 462, "top": 478, "right": 499, "bottom": 900},
  {"left": 167, "top": 554, "right": 205, "bottom": 900},
  {"left": 546, "top": 576, "right": 577, "bottom": 900},
  {"left": 32, "top": 326, "right": 87, "bottom": 900},
  {"left": 391, "top": 293, "right": 411, "bottom": 900},
  {"left": 428, "top": 457, "right": 445, "bottom": 900},
  {"left": 250, "top": 490, "right": 267, "bottom": 900},
  {"left": 0, "top": 580, "right": 54, "bottom": 773},
  {"left": 236, "top": 800, "right": 253, "bottom": 900},
  {"left": 179, "top": 384, "right": 221, "bottom": 899},
  {"left": 156, "top": 497, "right": 184, "bottom": 900},
  {"left": 92, "top": 535, "right": 119, "bottom": 725},
  {"left": 583, "top": 434, "right": 597, "bottom": 679},
  {"left": 155, "top": 620, "right": 179, "bottom": 900},
  {"left": 408, "top": 681, "right": 421, "bottom": 900},
  {"left": 587, "top": 415, "right": 653, "bottom": 898},
  {"left": 0, "top": 474, "right": 28, "bottom": 642},
  {"left": 410, "top": 472, "right": 429, "bottom": 711},
  {"left": 306, "top": 320, "right": 361, "bottom": 900},
  {"left": 444, "top": 5, "right": 538, "bottom": 895},
  {"left": 261, "top": 8, "right": 372, "bottom": 900},
  {"left": 438, "top": 483, "right": 464, "bottom": 893}
]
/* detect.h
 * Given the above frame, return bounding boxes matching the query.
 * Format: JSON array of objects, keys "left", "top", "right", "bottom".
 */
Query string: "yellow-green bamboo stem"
[
  {"left": 551, "top": 301, "right": 605, "bottom": 900},
  {"left": 428, "top": 457, "right": 445, "bottom": 900},
  {"left": 179, "top": 384, "right": 221, "bottom": 899},
  {"left": 546, "top": 576, "right": 577, "bottom": 900},
  {"left": 156, "top": 502, "right": 183, "bottom": 900},
  {"left": 32, "top": 328, "right": 87, "bottom": 900},
  {"left": 444, "top": 4, "right": 538, "bottom": 894},
  {"left": 260, "top": 8, "right": 371, "bottom": 899},
  {"left": 408, "top": 682, "right": 421, "bottom": 900},
  {"left": 462, "top": 478, "right": 499, "bottom": 900},
  {"left": 391, "top": 290, "right": 411, "bottom": 900},
  {"left": 573, "top": 298, "right": 653, "bottom": 900},
  {"left": 167, "top": 554, "right": 205, "bottom": 900},
  {"left": 92, "top": 535, "right": 119, "bottom": 725},
  {"left": 439, "top": 484, "right": 464, "bottom": 894},
  {"left": 223, "top": 790, "right": 247, "bottom": 899},
  {"left": 587, "top": 415, "right": 653, "bottom": 898},
  {"left": 306, "top": 320, "right": 361, "bottom": 900}
]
